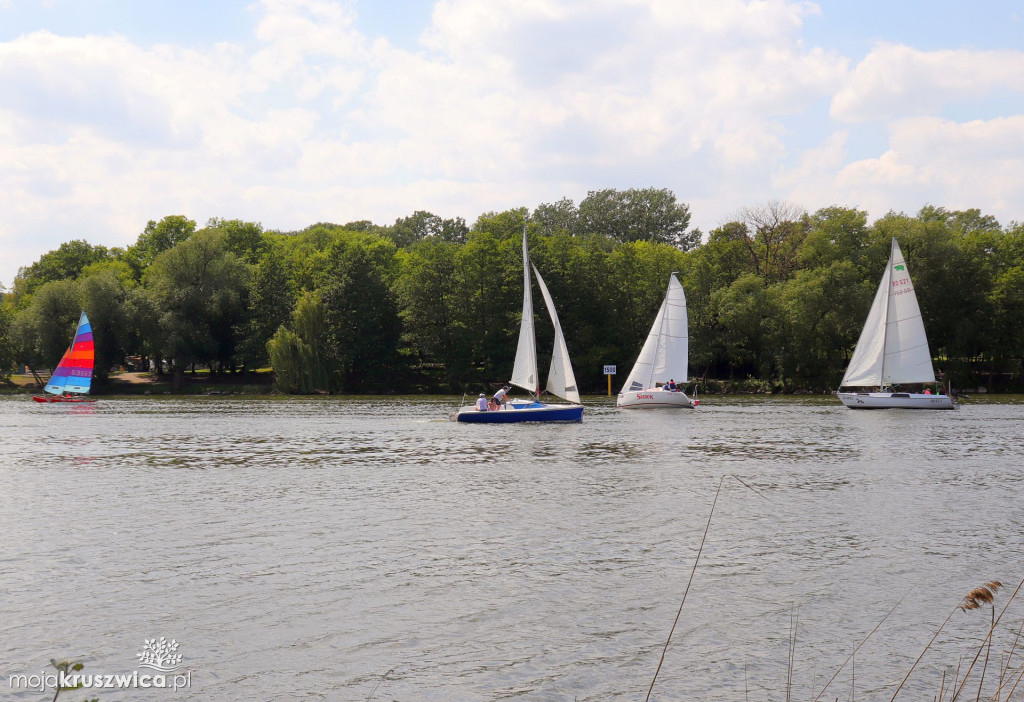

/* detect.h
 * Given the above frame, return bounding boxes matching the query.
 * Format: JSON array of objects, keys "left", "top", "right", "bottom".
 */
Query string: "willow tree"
[{"left": 267, "top": 292, "right": 331, "bottom": 394}]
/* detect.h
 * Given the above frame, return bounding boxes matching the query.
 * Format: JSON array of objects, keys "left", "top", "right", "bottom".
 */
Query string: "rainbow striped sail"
[{"left": 44, "top": 311, "right": 95, "bottom": 396}]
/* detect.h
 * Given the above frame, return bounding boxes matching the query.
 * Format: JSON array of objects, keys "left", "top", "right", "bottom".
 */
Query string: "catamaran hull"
[
  {"left": 455, "top": 402, "right": 583, "bottom": 423},
  {"left": 617, "top": 390, "right": 696, "bottom": 409},
  {"left": 32, "top": 395, "right": 97, "bottom": 404},
  {"left": 837, "top": 392, "right": 956, "bottom": 410}
]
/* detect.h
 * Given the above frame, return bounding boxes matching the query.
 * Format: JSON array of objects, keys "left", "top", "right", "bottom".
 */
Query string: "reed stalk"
[
  {"left": 950, "top": 578, "right": 1024, "bottom": 701},
  {"left": 785, "top": 606, "right": 798, "bottom": 702},
  {"left": 645, "top": 475, "right": 724, "bottom": 701},
  {"left": 994, "top": 616, "right": 1024, "bottom": 698},
  {"left": 812, "top": 596, "right": 904, "bottom": 701},
  {"left": 1000, "top": 664, "right": 1024, "bottom": 701},
  {"left": 365, "top": 668, "right": 394, "bottom": 701},
  {"left": 889, "top": 602, "right": 965, "bottom": 699}
]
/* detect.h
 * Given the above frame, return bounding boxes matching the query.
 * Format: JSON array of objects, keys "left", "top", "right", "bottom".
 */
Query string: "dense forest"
[{"left": 1, "top": 188, "right": 1022, "bottom": 394}]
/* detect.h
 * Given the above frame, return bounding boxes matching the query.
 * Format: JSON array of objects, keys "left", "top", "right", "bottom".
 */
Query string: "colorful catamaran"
[{"left": 32, "top": 311, "right": 97, "bottom": 404}]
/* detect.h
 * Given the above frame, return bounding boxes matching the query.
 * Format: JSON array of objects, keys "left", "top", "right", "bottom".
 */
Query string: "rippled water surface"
[{"left": 2, "top": 395, "right": 1024, "bottom": 700}]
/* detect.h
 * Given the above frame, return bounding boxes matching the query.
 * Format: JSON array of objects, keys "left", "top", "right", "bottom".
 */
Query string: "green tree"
[
  {"left": 987, "top": 265, "right": 1024, "bottom": 387},
  {"left": 267, "top": 292, "right": 332, "bottom": 393},
  {"left": 533, "top": 233, "right": 615, "bottom": 392},
  {"left": 605, "top": 241, "right": 689, "bottom": 382},
  {"left": 682, "top": 223, "right": 753, "bottom": 374},
  {"left": 472, "top": 208, "right": 531, "bottom": 241},
  {"left": 533, "top": 198, "right": 579, "bottom": 236},
  {"left": 452, "top": 227, "right": 520, "bottom": 377},
  {"left": 12, "top": 279, "right": 82, "bottom": 372},
  {"left": 396, "top": 238, "right": 471, "bottom": 385},
  {"left": 0, "top": 302, "right": 15, "bottom": 381},
  {"left": 143, "top": 230, "right": 249, "bottom": 389},
  {"left": 710, "top": 273, "right": 778, "bottom": 380},
  {"left": 122, "top": 215, "right": 197, "bottom": 278},
  {"left": 237, "top": 251, "right": 296, "bottom": 370},
  {"left": 387, "top": 211, "right": 469, "bottom": 247},
  {"left": 12, "top": 239, "right": 111, "bottom": 300},
  {"left": 773, "top": 261, "right": 870, "bottom": 387},
  {"left": 578, "top": 188, "right": 697, "bottom": 249},
  {"left": 279, "top": 223, "right": 362, "bottom": 292},
  {"left": 79, "top": 265, "right": 136, "bottom": 385},
  {"left": 319, "top": 238, "right": 402, "bottom": 391},
  {"left": 874, "top": 209, "right": 986, "bottom": 377},
  {"left": 206, "top": 218, "right": 268, "bottom": 264},
  {"left": 737, "top": 200, "right": 808, "bottom": 286},
  {"left": 797, "top": 206, "right": 872, "bottom": 273}
]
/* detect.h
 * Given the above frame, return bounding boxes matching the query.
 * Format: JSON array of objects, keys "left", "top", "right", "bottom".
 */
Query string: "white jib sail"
[
  {"left": 841, "top": 238, "right": 935, "bottom": 386},
  {"left": 881, "top": 239, "right": 936, "bottom": 384},
  {"left": 532, "top": 265, "right": 581, "bottom": 404},
  {"left": 509, "top": 228, "right": 539, "bottom": 395},
  {"left": 621, "top": 273, "right": 688, "bottom": 393}
]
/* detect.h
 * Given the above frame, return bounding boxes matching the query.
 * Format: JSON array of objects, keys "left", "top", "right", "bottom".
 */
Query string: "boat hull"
[
  {"left": 32, "top": 395, "right": 97, "bottom": 403},
  {"left": 837, "top": 392, "right": 956, "bottom": 410},
  {"left": 617, "top": 390, "right": 696, "bottom": 409},
  {"left": 455, "top": 401, "right": 583, "bottom": 423}
]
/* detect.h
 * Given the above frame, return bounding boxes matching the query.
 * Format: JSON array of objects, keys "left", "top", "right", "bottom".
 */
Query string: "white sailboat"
[
  {"left": 456, "top": 225, "right": 583, "bottom": 423},
  {"left": 837, "top": 238, "right": 956, "bottom": 409},
  {"left": 617, "top": 273, "right": 697, "bottom": 409}
]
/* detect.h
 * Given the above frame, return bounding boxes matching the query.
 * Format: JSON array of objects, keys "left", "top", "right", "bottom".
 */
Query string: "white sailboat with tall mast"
[
  {"left": 837, "top": 238, "right": 956, "bottom": 409},
  {"left": 617, "top": 273, "right": 697, "bottom": 409},
  {"left": 456, "top": 223, "right": 583, "bottom": 423}
]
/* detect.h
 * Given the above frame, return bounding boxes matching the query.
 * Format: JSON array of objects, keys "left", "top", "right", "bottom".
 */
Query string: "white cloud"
[
  {"left": 2, "top": 0, "right": 1024, "bottom": 288},
  {"left": 774, "top": 129, "right": 849, "bottom": 191},
  {"left": 770, "top": 116, "right": 1024, "bottom": 227},
  {"left": 832, "top": 42, "right": 1024, "bottom": 122},
  {"left": 835, "top": 116, "right": 1024, "bottom": 219}
]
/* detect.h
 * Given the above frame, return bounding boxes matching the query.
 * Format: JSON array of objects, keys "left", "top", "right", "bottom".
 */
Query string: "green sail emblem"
[{"left": 895, "top": 264, "right": 905, "bottom": 271}]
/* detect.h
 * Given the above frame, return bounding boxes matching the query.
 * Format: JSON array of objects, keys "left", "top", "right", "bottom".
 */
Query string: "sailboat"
[
  {"left": 32, "top": 311, "right": 98, "bottom": 404},
  {"left": 836, "top": 238, "right": 956, "bottom": 409},
  {"left": 617, "top": 273, "right": 697, "bottom": 409},
  {"left": 455, "top": 225, "right": 583, "bottom": 423}
]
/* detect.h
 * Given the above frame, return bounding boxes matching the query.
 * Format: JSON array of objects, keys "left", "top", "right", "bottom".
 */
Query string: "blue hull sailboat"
[{"left": 456, "top": 223, "right": 583, "bottom": 423}]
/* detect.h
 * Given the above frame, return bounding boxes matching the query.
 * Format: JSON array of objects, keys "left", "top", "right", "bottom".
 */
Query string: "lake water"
[{"left": 2, "top": 394, "right": 1024, "bottom": 701}]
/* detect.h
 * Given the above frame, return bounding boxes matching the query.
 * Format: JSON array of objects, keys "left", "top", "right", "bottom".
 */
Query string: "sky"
[{"left": 2, "top": 0, "right": 1023, "bottom": 288}]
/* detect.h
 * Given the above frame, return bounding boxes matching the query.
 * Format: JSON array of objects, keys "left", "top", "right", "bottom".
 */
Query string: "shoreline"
[{"left": 1, "top": 376, "right": 1019, "bottom": 403}]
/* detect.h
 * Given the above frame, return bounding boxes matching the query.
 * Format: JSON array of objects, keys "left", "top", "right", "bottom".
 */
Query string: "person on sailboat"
[
  {"left": 475, "top": 394, "right": 488, "bottom": 411},
  {"left": 665, "top": 379, "right": 677, "bottom": 392},
  {"left": 493, "top": 385, "right": 510, "bottom": 408}
]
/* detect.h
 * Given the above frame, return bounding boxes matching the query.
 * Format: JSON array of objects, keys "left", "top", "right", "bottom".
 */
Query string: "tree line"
[{"left": 2, "top": 189, "right": 1022, "bottom": 394}]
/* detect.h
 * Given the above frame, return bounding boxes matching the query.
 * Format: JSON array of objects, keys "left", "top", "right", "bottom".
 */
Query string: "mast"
[
  {"left": 879, "top": 238, "right": 895, "bottom": 389},
  {"left": 509, "top": 220, "right": 540, "bottom": 397}
]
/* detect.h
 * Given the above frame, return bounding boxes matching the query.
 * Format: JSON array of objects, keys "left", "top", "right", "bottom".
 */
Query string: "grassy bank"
[{"left": 1, "top": 370, "right": 275, "bottom": 396}]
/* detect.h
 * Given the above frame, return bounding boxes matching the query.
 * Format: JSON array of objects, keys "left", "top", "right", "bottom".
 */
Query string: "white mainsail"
[
  {"left": 509, "top": 228, "right": 539, "bottom": 395},
  {"left": 621, "top": 273, "right": 689, "bottom": 393},
  {"left": 533, "top": 265, "right": 581, "bottom": 404},
  {"left": 841, "top": 238, "right": 936, "bottom": 387}
]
